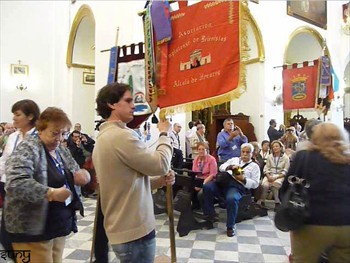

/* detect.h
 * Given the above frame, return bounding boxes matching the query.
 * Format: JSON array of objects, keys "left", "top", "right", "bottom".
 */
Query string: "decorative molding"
[
  {"left": 66, "top": 5, "right": 95, "bottom": 69},
  {"left": 241, "top": 4, "right": 265, "bottom": 64},
  {"left": 283, "top": 26, "right": 331, "bottom": 64}
]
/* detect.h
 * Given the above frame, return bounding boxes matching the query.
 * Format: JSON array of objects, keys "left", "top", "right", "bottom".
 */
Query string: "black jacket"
[
  {"left": 281, "top": 150, "right": 350, "bottom": 226},
  {"left": 267, "top": 126, "right": 284, "bottom": 142}
]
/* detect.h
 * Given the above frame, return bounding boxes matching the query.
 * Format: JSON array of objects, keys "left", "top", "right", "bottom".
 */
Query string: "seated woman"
[
  {"left": 257, "top": 140, "right": 290, "bottom": 210},
  {"left": 4, "top": 107, "right": 90, "bottom": 262},
  {"left": 191, "top": 142, "right": 217, "bottom": 209}
]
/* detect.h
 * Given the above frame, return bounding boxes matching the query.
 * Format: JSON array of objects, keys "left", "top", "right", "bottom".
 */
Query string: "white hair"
[{"left": 241, "top": 143, "right": 254, "bottom": 153}]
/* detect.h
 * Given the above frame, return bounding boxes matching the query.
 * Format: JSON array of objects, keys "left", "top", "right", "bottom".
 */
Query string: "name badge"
[{"left": 65, "top": 194, "right": 72, "bottom": 206}]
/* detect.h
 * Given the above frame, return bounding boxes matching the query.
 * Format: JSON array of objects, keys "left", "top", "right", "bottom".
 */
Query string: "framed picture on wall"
[
  {"left": 287, "top": 0, "right": 327, "bottom": 29},
  {"left": 11, "top": 64, "right": 29, "bottom": 76},
  {"left": 83, "top": 72, "right": 95, "bottom": 85}
]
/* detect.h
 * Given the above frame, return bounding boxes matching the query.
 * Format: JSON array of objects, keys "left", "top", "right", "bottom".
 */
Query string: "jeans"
[
  {"left": 203, "top": 181, "right": 245, "bottom": 228},
  {"left": 111, "top": 237, "right": 156, "bottom": 263}
]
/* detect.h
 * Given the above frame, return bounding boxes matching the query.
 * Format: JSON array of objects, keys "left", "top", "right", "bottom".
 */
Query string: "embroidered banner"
[
  {"left": 112, "top": 43, "right": 153, "bottom": 128},
  {"left": 282, "top": 60, "right": 319, "bottom": 110},
  {"left": 157, "top": 1, "right": 243, "bottom": 114}
]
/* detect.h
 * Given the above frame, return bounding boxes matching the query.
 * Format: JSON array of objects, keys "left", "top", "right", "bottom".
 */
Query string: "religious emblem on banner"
[
  {"left": 291, "top": 74, "right": 307, "bottom": 101},
  {"left": 282, "top": 59, "right": 319, "bottom": 111}
]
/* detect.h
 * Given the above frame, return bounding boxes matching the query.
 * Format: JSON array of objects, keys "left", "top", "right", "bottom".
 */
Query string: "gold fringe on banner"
[
  {"left": 159, "top": 2, "right": 249, "bottom": 118},
  {"left": 238, "top": 1, "right": 250, "bottom": 90}
]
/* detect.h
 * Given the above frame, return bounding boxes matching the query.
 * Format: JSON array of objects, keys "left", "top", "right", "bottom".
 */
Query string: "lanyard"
[
  {"left": 198, "top": 160, "right": 204, "bottom": 173},
  {"left": 262, "top": 151, "right": 268, "bottom": 159},
  {"left": 176, "top": 133, "right": 180, "bottom": 147},
  {"left": 49, "top": 150, "right": 65, "bottom": 176},
  {"left": 12, "top": 134, "right": 20, "bottom": 153},
  {"left": 172, "top": 131, "right": 180, "bottom": 147},
  {"left": 11, "top": 129, "right": 37, "bottom": 153},
  {"left": 274, "top": 156, "right": 280, "bottom": 174},
  {"left": 49, "top": 150, "right": 71, "bottom": 190}
]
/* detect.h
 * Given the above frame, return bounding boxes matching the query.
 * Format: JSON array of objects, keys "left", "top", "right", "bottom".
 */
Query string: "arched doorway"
[{"left": 66, "top": 4, "right": 95, "bottom": 136}]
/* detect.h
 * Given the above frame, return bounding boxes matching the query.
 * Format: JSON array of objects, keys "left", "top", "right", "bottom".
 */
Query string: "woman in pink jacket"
[{"left": 192, "top": 142, "right": 218, "bottom": 209}]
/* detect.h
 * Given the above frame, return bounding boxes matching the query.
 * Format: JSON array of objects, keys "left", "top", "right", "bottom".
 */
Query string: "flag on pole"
[{"left": 282, "top": 60, "right": 319, "bottom": 110}]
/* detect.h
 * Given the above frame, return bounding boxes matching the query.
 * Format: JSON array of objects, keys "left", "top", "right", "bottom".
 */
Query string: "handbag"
[
  {"left": 216, "top": 161, "right": 252, "bottom": 188},
  {"left": 274, "top": 151, "right": 310, "bottom": 232}
]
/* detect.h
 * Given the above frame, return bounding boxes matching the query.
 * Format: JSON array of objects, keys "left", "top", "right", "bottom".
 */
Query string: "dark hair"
[
  {"left": 305, "top": 118, "right": 322, "bottom": 139},
  {"left": 72, "top": 130, "right": 81, "bottom": 136},
  {"left": 96, "top": 83, "right": 131, "bottom": 119},
  {"left": 11, "top": 99, "right": 40, "bottom": 126},
  {"left": 36, "top": 107, "right": 71, "bottom": 131},
  {"left": 194, "top": 119, "right": 202, "bottom": 126},
  {"left": 261, "top": 140, "right": 270, "bottom": 147},
  {"left": 188, "top": 121, "right": 194, "bottom": 129},
  {"left": 269, "top": 119, "right": 276, "bottom": 126}
]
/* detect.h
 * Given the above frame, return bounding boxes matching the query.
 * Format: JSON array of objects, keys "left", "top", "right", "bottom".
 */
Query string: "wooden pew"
[{"left": 172, "top": 168, "right": 213, "bottom": 237}]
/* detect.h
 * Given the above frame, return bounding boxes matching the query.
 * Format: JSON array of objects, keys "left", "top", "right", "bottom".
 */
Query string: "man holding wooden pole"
[{"left": 93, "top": 82, "right": 175, "bottom": 262}]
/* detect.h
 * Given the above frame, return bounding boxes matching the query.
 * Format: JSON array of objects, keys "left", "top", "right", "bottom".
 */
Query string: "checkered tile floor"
[
  {"left": 1, "top": 198, "right": 291, "bottom": 263},
  {"left": 64, "top": 198, "right": 290, "bottom": 263}
]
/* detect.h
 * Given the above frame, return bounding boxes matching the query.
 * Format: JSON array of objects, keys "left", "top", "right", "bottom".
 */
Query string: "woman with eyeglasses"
[
  {"left": 0, "top": 99, "right": 40, "bottom": 251},
  {"left": 4, "top": 107, "right": 90, "bottom": 262}
]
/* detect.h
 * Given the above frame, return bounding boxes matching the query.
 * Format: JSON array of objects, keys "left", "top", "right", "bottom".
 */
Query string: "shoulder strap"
[{"left": 241, "top": 161, "right": 252, "bottom": 170}]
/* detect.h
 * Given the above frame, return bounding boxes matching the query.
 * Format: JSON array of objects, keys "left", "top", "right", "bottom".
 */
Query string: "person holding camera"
[
  {"left": 202, "top": 143, "right": 260, "bottom": 237},
  {"left": 68, "top": 130, "right": 92, "bottom": 168},
  {"left": 216, "top": 118, "right": 248, "bottom": 162}
]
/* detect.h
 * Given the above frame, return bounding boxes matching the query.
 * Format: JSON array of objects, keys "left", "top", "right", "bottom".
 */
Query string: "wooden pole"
[{"left": 167, "top": 184, "right": 177, "bottom": 263}]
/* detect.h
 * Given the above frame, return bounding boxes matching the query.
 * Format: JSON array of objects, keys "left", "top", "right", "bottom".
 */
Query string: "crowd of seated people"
[{"left": 174, "top": 118, "right": 322, "bottom": 238}]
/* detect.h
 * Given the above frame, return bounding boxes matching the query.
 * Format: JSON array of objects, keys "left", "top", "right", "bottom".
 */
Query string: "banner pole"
[{"left": 167, "top": 183, "right": 177, "bottom": 263}]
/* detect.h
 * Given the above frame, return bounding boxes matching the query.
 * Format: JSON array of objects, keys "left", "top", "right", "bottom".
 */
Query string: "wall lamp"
[{"left": 16, "top": 84, "right": 27, "bottom": 91}]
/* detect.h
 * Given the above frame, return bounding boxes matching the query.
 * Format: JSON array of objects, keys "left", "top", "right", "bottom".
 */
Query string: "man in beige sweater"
[{"left": 93, "top": 82, "right": 174, "bottom": 262}]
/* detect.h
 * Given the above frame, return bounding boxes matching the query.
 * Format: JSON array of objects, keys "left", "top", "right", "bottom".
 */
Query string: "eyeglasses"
[{"left": 50, "top": 130, "right": 69, "bottom": 138}]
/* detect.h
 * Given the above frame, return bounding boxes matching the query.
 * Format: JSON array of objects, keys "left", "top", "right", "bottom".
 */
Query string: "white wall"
[{"left": 0, "top": 1, "right": 72, "bottom": 123}]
